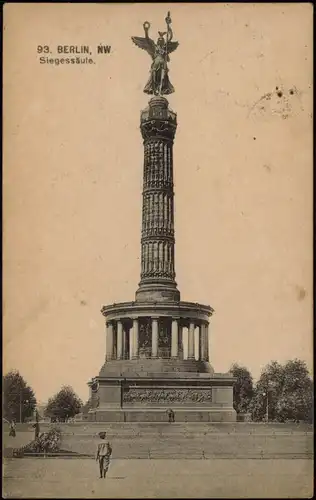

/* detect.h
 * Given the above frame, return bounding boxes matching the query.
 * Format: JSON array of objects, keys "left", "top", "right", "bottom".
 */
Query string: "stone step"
[
  {"left": 61, "top": 433, "right": 313, "bottom": 459},
  {"left": 4, "top": 424, "right": 313, "bottom": 460},
  {"left": 99, "top": 359, "right": 214, "bottom": 376},
  {"left": 15, "top": 422, "right": 311, "bottom": 434}
]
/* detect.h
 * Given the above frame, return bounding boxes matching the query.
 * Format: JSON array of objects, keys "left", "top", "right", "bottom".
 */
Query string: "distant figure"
[
  {"left": 9, "top": 420, "right": 16, "bottom": 437},
  {"left": 167, "top": 408, "right": 175, "bottom": 423},
  {"left": 96, "top": 431, "right": 112, "bottom": 479}
]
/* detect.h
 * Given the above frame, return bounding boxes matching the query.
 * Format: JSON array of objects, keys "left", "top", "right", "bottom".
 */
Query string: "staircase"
[{"left": 59, "top": 422, "right": 313, "bottom": 459}]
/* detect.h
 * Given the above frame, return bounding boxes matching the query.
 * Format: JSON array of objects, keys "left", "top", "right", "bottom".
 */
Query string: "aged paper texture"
[{"left": 3, "top": 3, "right": 313, "bottom": 498}]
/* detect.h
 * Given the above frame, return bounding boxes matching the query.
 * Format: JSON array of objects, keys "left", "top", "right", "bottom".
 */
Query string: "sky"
[{"left": 3, "top": 3, "right": 313, "bottom": 403}]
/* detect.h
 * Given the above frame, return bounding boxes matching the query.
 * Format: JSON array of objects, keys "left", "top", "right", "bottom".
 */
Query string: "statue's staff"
[
  {"left": 165, "top": 11, "right": 171, "bottom": 58},
  {"left": 160, "top": 11, "right": 172, "bottom": 95}
]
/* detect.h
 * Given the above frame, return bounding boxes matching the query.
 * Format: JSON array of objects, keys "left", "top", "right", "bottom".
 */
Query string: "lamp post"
[
  {"left": 34, "top": 409, "right": 40, "bottom": 439},
  {"left": 19, "top": 392, "right": 22, "bottom": 423},
  {"left": 265, "top": 390, "right": 269, "bottom": 422},
  {"left": 19, "top": 392, "right": 29, "bottom": 423},
  {"left": 262, "top": 382, "right": 274, "bottom": 423}
]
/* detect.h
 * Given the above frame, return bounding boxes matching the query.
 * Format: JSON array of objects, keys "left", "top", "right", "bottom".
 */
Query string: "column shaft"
[
  {"left": 198, "top": 325, "right": 202, "bottom": 360},
  {"left": 200, "top": 323, "right": 205, "bottom": 360},
  {"left": 201, "top": 323, "right": 209, "bottom": 361},
  {"left": 122, "top": 327, "right": 126, "bottom": 359},
  {"left": 117, "top": 321, "right": 123, "bottom": 359},
  {"left": 106, "top": 323, "right": 113, "bottom": 360},
  {"left": 205, "top": 323, "right": 209, "bottom": 361},
  {"left": 152, "top": 318, "right": 158, "bottom": 358},
  {"left": 188, "top": 321, "right": 195, "bottom": 359},
  {"left": 133, "top": 319, "right": 139, "bottom": 358},
  {"left": 129, "top": 326, "right": 133, "bottom": 360},
  {"left": 171, "top": 319, "right": 178, "bottom": 358},
  {"left": 179, "top": 325, "right": 184, "bottom": 359}
]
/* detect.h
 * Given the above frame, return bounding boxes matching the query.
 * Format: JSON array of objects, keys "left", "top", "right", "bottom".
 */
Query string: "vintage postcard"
[{"left": 3, "top": 3, "right": 313, "bottom": 498}]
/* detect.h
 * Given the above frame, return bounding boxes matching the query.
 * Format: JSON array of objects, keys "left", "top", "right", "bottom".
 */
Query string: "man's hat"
[{"left": 98, "top": 431, "right": 106, "bottom": 439}]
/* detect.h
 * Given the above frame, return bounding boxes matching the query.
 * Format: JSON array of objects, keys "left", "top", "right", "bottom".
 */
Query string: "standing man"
[
  {"left": 9, "top": 420, "right": 16, "bottom": 437},
  {"left": 167, "top": 408, "right": 175, "bottom": 423},
  {"left": 96, "top": 431, "right": 112, "bottom": 479}
]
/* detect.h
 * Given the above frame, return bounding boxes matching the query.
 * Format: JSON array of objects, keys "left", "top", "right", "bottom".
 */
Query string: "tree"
[
  {"left": 276, "top": 359, "right": 313, "bottom": 422},
  {"left": 230, "top": 363, "right": 254, "bottom": 414},
  {"left": 250, "top": 361, "right": 283, "bottom": 422},
  {"left": 3, "top": 370, "right": 37, "bottom": 423},
  {"left": 45, "top": 386, "right": 82, "bottom": 422},
  {"left": 250, "top": 359, "right": 313, "bottom": 422}
]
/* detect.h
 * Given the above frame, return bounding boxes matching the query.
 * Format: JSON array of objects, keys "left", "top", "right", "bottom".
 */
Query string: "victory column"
[{"left": 87, "top": 13, "right": 236, "bottom": 423}]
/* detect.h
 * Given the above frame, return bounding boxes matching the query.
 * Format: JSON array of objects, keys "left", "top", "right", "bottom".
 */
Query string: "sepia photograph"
[{"left": 3, "top": 3, "right": 313, "bottom": 498}]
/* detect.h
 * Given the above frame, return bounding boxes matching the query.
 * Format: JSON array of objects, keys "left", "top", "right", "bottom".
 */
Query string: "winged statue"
[{"left": 131, "top": 12, "right": 179, "bottom": 96}]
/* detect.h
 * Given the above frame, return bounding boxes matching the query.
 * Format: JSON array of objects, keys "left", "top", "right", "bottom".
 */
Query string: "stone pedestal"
[{"left": 88, "top": 369, "right": 236, "bottom": 422}]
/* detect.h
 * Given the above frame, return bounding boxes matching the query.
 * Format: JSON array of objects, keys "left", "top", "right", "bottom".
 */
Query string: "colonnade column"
[
  {"left": 205, "top": 323, "right": 209, "bottom": 361},
  {"left": 198, "top": 324, "right": 202, "bottom": 360},
  {"left": 171, "top": 319, "right": 178, "bottom": 358},
  {"left": 200, "top": 323, "right": 204, "bottom": 360},
  {"left": 129, "top": 325, "right": 134, "bottom": 360},
  {"left": 178, "top": 324, "right": 184, "bottom": 359},
  {"left": 188, "top": 321, "right": 195, "bottom": 359},
  {"left": 106, "top": 322, "right": 114, "bottom": 360},
  {"left": 132, "top": 319, "right": 139, "bottom": 359},
  {"left": 201, "top": 322, "right": 209, "bottom": 361},
  {"left": 117, "top": 321, "right": 123, "bottom": 359},
  {"left": 152, "top": 318, "right": 159, "bottom": 358}
]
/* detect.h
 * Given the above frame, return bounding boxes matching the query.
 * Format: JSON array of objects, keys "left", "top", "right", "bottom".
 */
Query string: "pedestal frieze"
[{"left": 123, "top": 387, "right": 213, "bottom": 404}]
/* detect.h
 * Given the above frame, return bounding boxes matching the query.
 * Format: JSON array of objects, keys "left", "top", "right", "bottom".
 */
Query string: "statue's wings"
[
  {"left": 167, "top": 41, "right": 179, "bottom": 54},
  {"left": 131, "top": 36, "right": 156, "bottom": 58}
]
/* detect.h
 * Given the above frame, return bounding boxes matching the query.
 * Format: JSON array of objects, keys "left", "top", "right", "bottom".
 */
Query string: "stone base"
[
  {"left": 135, "top": 281, "right": 180, "bottom": 303},
  {"left": 98, "top": 358, "right": 215, "bottom": 377},
  {"left": 86, "top": 408, "right": 236, "bottom": 423},
  {"left": 87, "top": 370, "right": 236, "bottom": 423}
]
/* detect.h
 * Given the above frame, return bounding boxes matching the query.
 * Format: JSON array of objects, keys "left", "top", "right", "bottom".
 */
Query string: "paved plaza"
[{"left": 3, "top": 457, "right": 313, "bottom": 498}]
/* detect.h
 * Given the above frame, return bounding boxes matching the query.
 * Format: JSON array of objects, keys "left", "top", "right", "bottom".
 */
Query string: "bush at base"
[{"left": 13, "top": 427, "right": 62, "bottom": 457}]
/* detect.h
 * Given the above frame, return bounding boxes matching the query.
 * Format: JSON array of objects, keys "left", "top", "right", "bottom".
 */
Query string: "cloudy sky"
[{"left": 4, "top": 3, "right": 313, "bottom": 402}]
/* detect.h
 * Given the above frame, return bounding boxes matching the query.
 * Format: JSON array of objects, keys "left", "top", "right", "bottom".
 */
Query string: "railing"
[
  {"left": 139, "top": 347, "right": 171, "bottom": 359},
  {"left": 157, "top": 347, "right": 171, "bottom": 359},
  {"left": 105, "top": 354, "right": 130, "bottom": 361},
  {"left": 12, "top": 448, "right": 313, "bottom": 460}
]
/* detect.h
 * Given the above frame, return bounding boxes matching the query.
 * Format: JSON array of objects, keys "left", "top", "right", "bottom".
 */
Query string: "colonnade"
[{"left": 105, "top": 317, "right": 209, "bottom": 361}]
